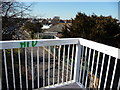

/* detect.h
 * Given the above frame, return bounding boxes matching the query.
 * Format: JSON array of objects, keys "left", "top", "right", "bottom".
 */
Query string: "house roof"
[{"left": 45, "top": 23, "right": 71, "bottom": 33}]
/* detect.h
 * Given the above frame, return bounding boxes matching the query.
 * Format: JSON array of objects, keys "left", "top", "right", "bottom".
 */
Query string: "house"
[{"left": 51, "top": 16, "right": 60, "bottom": 25}]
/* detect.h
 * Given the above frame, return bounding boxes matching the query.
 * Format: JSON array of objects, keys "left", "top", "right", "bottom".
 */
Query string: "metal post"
[{"left": 74, "top": 40, "right": 82, "bottom": 82}]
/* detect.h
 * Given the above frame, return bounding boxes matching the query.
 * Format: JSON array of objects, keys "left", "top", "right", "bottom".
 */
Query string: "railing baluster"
[
  {"left": 57, "top": 45, "right": 61, "bottom": 84},
  {"left": 85, "top": 48, "right": 91, "bottom": 88},
  {"left": 3, "top": 49, "right": 9, "bottom": 89},
  {"left": 18, "top": 49, "right": 22, "bottom": 89},
  {"left": 89, "top": 49, "right": 95, "bottom": 88},
  {"left": 48, "top": 46, "right": 50, "bottom": 86},
  {"left": 94, "top": 51, "right": 100, "bottom": 87},
  {"left": 117, "top": 77, "right": 120, "bottom": 90},
  {"left": 25, "top": 48, "right": 28, "bottom": 89},
  {"left": 31, "top": 47, "right": 34, "bottom": 89},
  {"left": 104, "top": 56, "right": 111, "bottom": 88},
  {"left": 74, "top": 42, "right": 81, "bottom": 82},
  {"left": 82, "top": 47, "right": 88, "bottom": 85},
  {"left": 98, "top": 53, "right": 105, "bottom": 88},
  {"left": 37, "top": 47, "right": 40, "bottom": 88},
  {"left": 110, "top": 58, "right": 118, "bottom": 88},
  {"left": 70, "top": 44, "right": 74, "bottom": 81},
  {"left": 62, "top": 45, "right": 65, "bottom": 83},
  {"left": 11, "top": 49, "right": 16, "bottom": 89},
  {"left": 79, "top": 46, "right": 84, "bottom": 82},
  {"left": 43, "top": 46, "right": 45, "bottom": 87},
  {"left": 66, "top": 45, "right": 70, "bottom": 82},
  {"left": 53, "top": 46, "right": 56, "bottom": 85}
]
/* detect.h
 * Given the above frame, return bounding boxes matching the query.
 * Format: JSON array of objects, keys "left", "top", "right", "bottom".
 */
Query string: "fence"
[{"left": 0, "top": 38, "right": 120, "bottom": 89}]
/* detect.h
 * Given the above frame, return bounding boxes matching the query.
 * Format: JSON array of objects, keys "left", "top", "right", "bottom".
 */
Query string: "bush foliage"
[{"left": 62, "top": 12, "right": 120, "bottom": 48}]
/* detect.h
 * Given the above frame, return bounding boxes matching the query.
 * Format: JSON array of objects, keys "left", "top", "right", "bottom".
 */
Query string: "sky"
[{"left": 25, "top": 2, "right": 118, "bottom": 20}]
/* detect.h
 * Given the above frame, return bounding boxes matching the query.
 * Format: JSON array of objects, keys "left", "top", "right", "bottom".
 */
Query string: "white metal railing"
[
  {"left": 77, "top": 38, "right": 120, "bottom": 89},
  {"left": 0, "top": 38, "right": 120, "bottom": 90}
]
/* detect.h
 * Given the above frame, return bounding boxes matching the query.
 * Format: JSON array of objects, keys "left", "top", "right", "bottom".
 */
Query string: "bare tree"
[
  {"left": 1, "top": 0, "right": 32, "bottom": 18},
  {"left": 1, "top": 0, "right": 33, "bottom": 40}
]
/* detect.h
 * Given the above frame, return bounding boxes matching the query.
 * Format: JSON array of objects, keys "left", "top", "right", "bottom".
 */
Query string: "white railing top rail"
[
  {"left": 79, "top": 38, "right": 120, "bottom": 59},
  {"left": 0, "top": 38, "right": 78, "bottom": 50},
  {"left": 0, "top": 38, "right": 119, "bottom": 59}
]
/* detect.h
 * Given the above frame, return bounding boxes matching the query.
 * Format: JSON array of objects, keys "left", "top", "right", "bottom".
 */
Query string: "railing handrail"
[
  {"left": 0, "top": 38, "right": 119, "bottom": 59},
  {"left": 0, "top": 38, "right": 79, "bottom": 50},
  {"left": 79, "top": 38, "right": 120, "bottom": 59}
]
